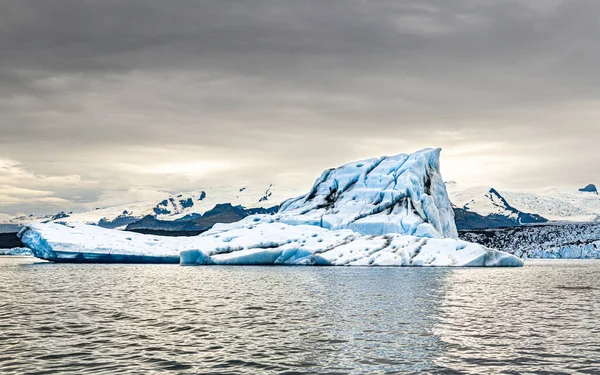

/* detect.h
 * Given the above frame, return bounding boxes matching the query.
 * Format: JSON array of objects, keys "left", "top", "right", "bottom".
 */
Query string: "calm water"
[{"left": 0, "top": 258, "right": 599, "bottom": 374}]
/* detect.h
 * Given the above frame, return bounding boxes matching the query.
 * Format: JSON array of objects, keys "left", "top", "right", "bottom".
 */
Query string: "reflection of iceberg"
[{"left": 19, "top": 148, "right": 523, "bottom": 267}]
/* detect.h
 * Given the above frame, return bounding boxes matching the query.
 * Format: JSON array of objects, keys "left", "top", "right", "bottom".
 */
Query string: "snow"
[
  {"left": 447, "top": 184, "right": 516, "bottom": 218},
  {"left": 18, "top": 220, "right": 523, "bottom": 267},
  {"left": 18, "top": 148, "right": 523, "bottom": 267},
  {"left": 500, "top": 188, "right": 600, "bottom": 222}
]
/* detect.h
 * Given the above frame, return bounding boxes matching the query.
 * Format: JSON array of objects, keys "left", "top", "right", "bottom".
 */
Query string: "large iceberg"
[
  {"left": 19, "top": 218, "right": 522, "bottom": 267},
  {"left": 18, "top": 148, "right": 523, "bottom": 267}
]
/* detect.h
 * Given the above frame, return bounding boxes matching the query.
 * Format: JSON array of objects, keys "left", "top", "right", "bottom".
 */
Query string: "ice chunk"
[{"left": 19, "top": 223, "right": 182, "bottom": 263}]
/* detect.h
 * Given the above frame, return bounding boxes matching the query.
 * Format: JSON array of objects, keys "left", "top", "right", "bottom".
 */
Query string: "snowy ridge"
[
  {"left": 447, "top": 183, "right": 547, "bottom": 229},
  {"left": 500, "top": 188, "right": 600, "bottom": 222},
  {"left": 447, "top": 182, "right": 600, "bottom": 223},
  {"left": 279, "top": 148, "right": 457, "bottom": 238},
  {"left": 5, "top": 185, "right": 295, "bottom": 228}
]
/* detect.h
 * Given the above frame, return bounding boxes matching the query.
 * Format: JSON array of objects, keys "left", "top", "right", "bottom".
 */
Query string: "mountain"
[
  {"left": 18, "top": 148, "right": 523, "bottom": 267},
  {"left": 125, "top": 203, "right": 279, "bottom": 235},
  {"left": 447, "top": 182, "right": 600, "bottom": 228},
  {"left": 3, "top": 185, "right": 298, "bottom": 229},
  {"left": 446, "top": 182, "right": 548, "bottom": 229},
  {"left": 459, "top": 222, "right": 600, "bottom": 259}
]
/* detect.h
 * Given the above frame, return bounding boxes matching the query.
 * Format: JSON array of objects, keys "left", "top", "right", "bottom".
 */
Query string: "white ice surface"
[
  {"left": 19, "top": 223, "right": 185, "bottom": 262},
  {"left": 19, "top": 220, "right": 523, "bottom": 267},
  {"left": 278, "top": 148, "right": 458, "bottom": 239}
]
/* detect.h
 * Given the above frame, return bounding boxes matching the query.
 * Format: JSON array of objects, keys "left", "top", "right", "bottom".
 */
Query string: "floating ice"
[
  {"left": 19, "top": 220, "right": 522, "bottom": 267},
  {"left": 19, "top": 223, "right": 181, "bottom": 263}
]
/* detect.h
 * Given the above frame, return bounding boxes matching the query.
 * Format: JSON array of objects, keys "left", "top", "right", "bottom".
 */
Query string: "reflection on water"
[
  {"left": 0, "top": 258, "right": 598, "bottom": 374},
  {"left": 432, "top": 260, "right": 600, "bottom": 374}
]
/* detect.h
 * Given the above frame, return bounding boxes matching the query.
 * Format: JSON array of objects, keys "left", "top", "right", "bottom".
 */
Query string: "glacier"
[{"left": 18, "top": 148, "right": 523, "bottom": 267}]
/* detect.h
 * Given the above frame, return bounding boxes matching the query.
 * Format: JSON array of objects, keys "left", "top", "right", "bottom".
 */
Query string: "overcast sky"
[{"left": 1, "top": 0, "right": 599, "bottom": 216}]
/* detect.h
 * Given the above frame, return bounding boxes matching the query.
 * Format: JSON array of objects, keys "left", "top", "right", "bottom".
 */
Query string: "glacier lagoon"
[{"left": 1, "top": 257, "right": 598, "bottom": 374}]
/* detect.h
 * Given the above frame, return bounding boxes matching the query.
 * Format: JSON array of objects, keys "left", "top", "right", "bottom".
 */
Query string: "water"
[{"left": 1, "top": 258, "right": 599, "bottom": 374}]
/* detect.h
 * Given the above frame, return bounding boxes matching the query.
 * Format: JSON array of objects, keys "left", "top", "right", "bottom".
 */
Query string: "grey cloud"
[{"left": 0, "top": 0, "right": 599, "bottom": 214}]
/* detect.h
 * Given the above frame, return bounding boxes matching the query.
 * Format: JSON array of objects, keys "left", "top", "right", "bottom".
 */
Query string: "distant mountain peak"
[{"left": 579, "top": 184, "right": 598, "bottom": 195}]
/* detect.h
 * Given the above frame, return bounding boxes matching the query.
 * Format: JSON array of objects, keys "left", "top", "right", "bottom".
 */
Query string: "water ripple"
[{"left": 0, "top": 257, "right": 598, "bottom": 374}]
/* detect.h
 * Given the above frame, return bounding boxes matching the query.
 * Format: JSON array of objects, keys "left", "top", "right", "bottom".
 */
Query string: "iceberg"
[
  {"left": 18, "top": 219, "right": 522, "bottom": 267},
  {"left": 18, "top": 148, "right": 523, "bottom": 267},
  {"left": 0, "top": 247, "right": 32, "bottom": 256}
]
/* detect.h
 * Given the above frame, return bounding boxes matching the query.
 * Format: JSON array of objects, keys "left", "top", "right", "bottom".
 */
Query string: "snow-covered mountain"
[
  {"left": 3, "top": 185, "right": 298, "bottom": 229},
  {"left": 447, "top": 182, "right": 600, "bottom": 228},
  {"left": 501, "top": 187, "right": 600, "bottom": 222}
]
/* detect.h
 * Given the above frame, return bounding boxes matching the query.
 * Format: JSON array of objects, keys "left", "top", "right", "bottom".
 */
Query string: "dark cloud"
[{"left": 0, "top": 0, "right": 599, "bottom": 214}]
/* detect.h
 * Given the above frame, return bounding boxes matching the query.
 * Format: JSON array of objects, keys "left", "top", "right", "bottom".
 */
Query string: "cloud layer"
[{"left": 1, "top": 0, "right": 599, "bottom": 215}]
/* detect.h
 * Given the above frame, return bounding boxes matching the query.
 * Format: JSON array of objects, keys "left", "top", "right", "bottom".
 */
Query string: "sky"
[{"left": 1, "top": 0, "right": 599, "bottom": 216}]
